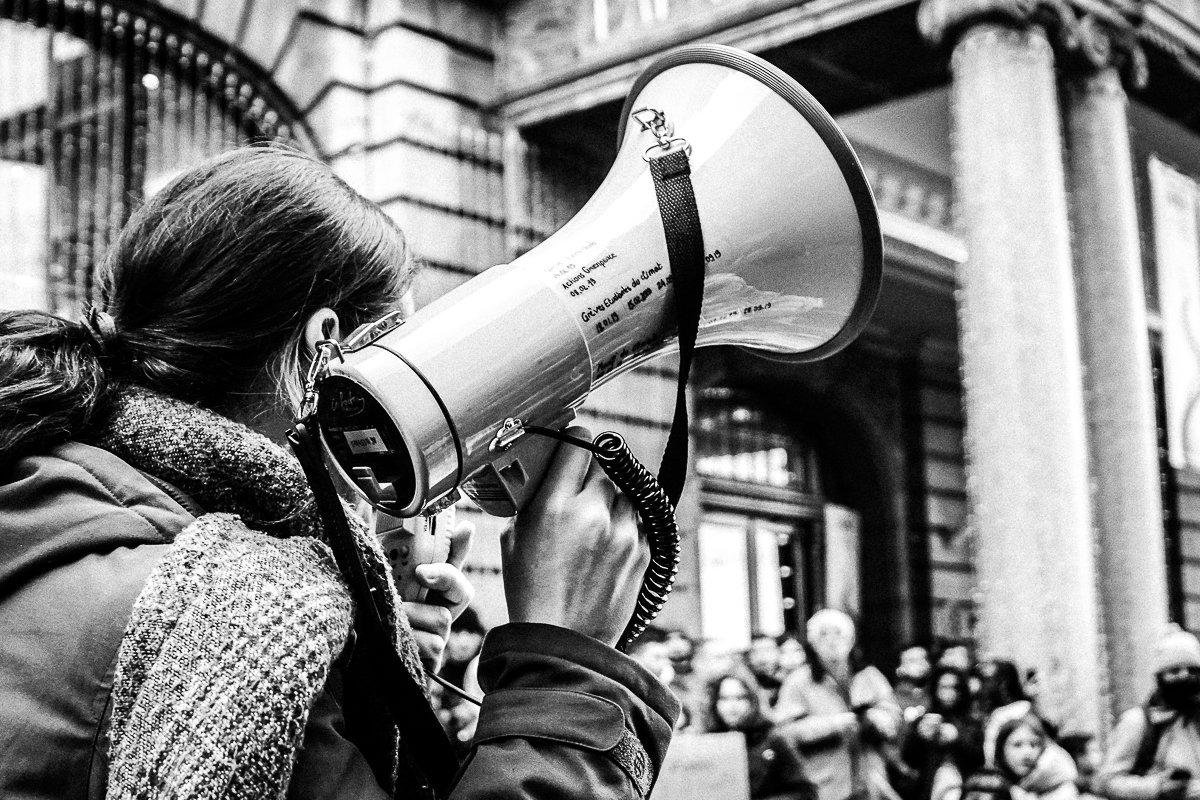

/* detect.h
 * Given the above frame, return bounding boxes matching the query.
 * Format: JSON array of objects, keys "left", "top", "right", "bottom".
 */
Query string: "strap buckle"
[
  {"left": 631, "top": 106, "right": 691, "bottom": 162},
  {"left": 297, "top": 339, "right": 343, "bottom": 421}
]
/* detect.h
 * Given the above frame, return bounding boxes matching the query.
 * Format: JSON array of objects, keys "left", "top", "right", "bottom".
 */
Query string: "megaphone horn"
[{"left": 315, "top": 43, "right": 883, "bottom": 518}]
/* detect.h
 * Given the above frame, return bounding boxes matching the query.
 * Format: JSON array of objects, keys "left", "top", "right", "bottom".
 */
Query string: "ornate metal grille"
[{"left": 0, "top": 1, "right": 311, "bottom": 316}]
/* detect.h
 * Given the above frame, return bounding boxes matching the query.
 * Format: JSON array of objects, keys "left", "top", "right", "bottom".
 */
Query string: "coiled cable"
[{"left": 525, "top": 426, "right": 681, "bottom": 654}]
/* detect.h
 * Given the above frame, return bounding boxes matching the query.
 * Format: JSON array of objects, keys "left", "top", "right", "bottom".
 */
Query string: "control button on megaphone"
[{"left": 317, "top": 43, "right": 882, "bottom": 518}]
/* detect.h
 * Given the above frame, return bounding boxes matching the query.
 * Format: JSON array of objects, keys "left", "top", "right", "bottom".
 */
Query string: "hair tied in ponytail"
[{"left": 81, "top": 307, "right": 122, "bottom": 369}]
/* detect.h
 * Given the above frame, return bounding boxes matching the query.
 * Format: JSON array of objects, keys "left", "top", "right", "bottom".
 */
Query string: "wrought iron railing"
[{"left": 0, "top": 0, "right": 309, "bottom": 316}]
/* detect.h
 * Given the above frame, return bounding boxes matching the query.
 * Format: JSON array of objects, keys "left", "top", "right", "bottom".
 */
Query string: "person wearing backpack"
[{"left": 1096, "top": 627, "right": 1200, "bottom": 800}]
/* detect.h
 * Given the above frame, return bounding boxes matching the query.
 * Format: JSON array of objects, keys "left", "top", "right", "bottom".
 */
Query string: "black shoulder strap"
[
  {"left": 1131, "top": 706, "right": 1170, "bottom": 776},
  {"left": 289, "top": 421, "right": 458, "bottom": 798},
  {"left": 647, "top": 147, "right": 706, "bottom": 509}
]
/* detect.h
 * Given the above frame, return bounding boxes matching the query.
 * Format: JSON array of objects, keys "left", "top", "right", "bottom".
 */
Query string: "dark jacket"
[
  {"left": 0, "top": 442, "right": 678, "bottom": 799},
  {"left": 745, "top": 722, "right": 820, "bottom": 800}
]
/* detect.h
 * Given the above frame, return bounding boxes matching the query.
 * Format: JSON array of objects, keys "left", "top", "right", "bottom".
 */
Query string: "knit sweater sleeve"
[{"left": 450, "top": 623, "right": 680, "bottom": 799}]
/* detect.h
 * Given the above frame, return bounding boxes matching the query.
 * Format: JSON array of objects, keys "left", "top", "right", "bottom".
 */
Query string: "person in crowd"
[
  {"left": 1022, "top": 668, "right": 1064, "bottom": 740},
  {"left": 896, "top": 647, "right": 934, "bottom": 722},
  {"left": 939, "top": 647, "right": 973, "bottom": 675},
  {"left": 750, "top": 634, "right": 787, "bottom": 707},
  {"left": 709, "top": 668, "right": 818, "bottom": 800},
  {"left": 0, "top": 145, "right": 678, "bottom": 799},
  {"left": 781, "top": 635, "right": 809, "bottom": 678},
  {"left": 971, "top": 703, "right": 1078, "bottom": 800},
  {"left": 902, "top": 666, "right": 986, "bottom": 800},
  {"left": 666, "top": 629, "right": 698, "bottom": 680},
  {"left": 1057, "top": 735, "right": 1101, "bottom": 798},
  {"left": 977, "top": 660, "right": 1030, "bottom": 719},
  {"left": 628, "top": 626, "right": 676, "bottom": 686},
  {"left": 1096, "top": 626, "right": 1200, "bottom": 800},
  {"left": 774, "top": 608, "right": 904, "bottom": 800},
  {"left": 664, "top": 629, "right": 707, "bottom": 733}
]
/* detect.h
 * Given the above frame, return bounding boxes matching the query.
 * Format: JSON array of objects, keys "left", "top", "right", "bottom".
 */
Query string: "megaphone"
[{"left": 315, "top": 44, "right": 882, "bottom": 518}]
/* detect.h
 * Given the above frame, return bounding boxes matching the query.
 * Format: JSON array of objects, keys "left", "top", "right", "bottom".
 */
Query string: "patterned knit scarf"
[{"left": 93, "top": 385, "right": 425, "bottom": 799}]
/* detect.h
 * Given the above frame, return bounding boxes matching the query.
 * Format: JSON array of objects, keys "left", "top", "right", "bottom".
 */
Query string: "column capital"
[{"left": 918, "top": 0, "right": 1147, "bottom": 89}]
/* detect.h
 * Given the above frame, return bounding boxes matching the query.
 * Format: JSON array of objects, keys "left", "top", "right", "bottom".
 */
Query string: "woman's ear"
[{"left": 303, "top": 308, "right": 341, "bottom": 356}]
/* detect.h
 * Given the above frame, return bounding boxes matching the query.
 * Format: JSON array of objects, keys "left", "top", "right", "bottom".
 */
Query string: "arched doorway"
[
  {"left": 0, "top": 0, "right": 313, "bottom": 315},
  {"left": 693, "top": 386, "right": 851, "bottom": 648}
]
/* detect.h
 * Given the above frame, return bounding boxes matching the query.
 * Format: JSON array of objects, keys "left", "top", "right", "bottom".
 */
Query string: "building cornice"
[{"left": 495, "top": 0, "right": 910, "bottom": 127}]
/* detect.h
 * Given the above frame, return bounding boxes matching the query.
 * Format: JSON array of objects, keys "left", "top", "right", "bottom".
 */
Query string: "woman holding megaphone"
[{"left": 0, "top": 145, "right": 678, "bottom": 799}]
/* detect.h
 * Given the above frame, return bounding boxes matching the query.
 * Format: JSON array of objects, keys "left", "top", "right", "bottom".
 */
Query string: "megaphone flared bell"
[{"left": 317, "top": 44, "right": 883, "bottom": 517}]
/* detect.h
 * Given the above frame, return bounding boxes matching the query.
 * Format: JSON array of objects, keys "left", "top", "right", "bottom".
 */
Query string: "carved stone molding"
[
  {"left": 918, "top": 0, "right": 1147, "bottom": 90},
  {"left": 918, "top": 0, "right": 1041, "bottom": 48}
]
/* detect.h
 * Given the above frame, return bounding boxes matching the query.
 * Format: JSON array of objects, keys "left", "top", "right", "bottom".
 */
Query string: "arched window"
[
  {"left": 694, "top": 387, "right": 855, "bottom": 647},
  {"left": 0, "top": 2, "right": 310, "bottom": 315}
]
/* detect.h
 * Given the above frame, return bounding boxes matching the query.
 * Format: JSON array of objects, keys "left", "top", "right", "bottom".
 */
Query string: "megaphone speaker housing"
[{"left": 316, "top": 44, "right": 883, "bottom": 517}]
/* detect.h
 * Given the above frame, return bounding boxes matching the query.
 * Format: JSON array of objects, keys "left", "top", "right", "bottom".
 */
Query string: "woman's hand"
[
  {"left": 405, "top": 521, "right": 475, "bottom": 672},
  {"left": 502, "top": 426, "right": 649, "bottom": 647}
]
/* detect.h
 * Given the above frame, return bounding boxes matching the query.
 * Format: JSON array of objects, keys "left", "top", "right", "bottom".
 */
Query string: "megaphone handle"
[{"left": 521, "top": 425, "right": 680, "bottom": 653}]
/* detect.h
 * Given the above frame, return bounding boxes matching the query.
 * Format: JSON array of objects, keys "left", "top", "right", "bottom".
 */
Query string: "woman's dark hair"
[
  {"left": 979, "top": 660, "right": 1028, "bottom": 716},
  {"left": 931, "top": 665, "right": 972, "bottom": 716},
  {"left": 993, "top": 715, "right": 1047, "bottom": 782},
  {"left": 1, "top": 145, "right": 413, "bottom": 465},
  {"left": 707, "top": 669, "right": 770, "bottom": 734}
]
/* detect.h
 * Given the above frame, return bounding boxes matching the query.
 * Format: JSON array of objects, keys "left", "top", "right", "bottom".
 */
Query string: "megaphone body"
[{"left": 316, "top": 44, "right": 883, "bottom": 518}]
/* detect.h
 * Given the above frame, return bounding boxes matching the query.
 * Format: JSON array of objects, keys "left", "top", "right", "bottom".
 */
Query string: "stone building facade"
[{"left": 4, "top": 0, "right": 1200, "bottom": 739}]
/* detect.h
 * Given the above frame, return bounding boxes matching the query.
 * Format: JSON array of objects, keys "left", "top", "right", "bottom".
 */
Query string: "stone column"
[
  {"left": 919, "top": 1, "right": 1105, "bottom": 735},
  {"left": 1062, "top": 35, "right": 1169, "bottom": 722}
]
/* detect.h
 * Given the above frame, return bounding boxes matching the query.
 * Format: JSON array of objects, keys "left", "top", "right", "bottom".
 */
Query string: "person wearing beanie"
[{"left": 1096, "top": 626, "right": 1200, "bottom": 800}]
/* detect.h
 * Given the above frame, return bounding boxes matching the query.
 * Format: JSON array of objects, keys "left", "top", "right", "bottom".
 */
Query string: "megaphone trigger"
[{"left": 376, "top": 505, "right": 456, "bottom": 603}]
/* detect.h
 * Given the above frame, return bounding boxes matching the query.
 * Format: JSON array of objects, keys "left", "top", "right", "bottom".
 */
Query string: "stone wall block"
[
  {"left": 365, "top": 141, "right": 498, "bottom": 218},
  {"left": 408, "top": 264, "right": 471, "bottom": 310},
  {"left": 306, "top": 85, "right": 368, "bottom": 157},
  {"left": 239, "top": 0, "right": 304, "bottom": 72},
  {"left": 273, "top": 17, "right": 367, "bottom": 112},
  {"left": 367, "top": 83, "right": 488, "bottom": 150},
  {"left": 369, "top": 0, "right": 496, "bottom": 52},
  {"left": 381, "top": 201, "right": 504, "bottom": 272},
  {"left": 303, "top": 0, "right": 366, "bottom": 29},
  {"left": 370, "top": 26, "right": 493, "bottom": 104}
]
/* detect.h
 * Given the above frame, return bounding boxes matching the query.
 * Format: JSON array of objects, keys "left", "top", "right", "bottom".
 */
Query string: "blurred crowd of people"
[{"left": 426, "top": 607, "right": 1200, "bottom": 800}]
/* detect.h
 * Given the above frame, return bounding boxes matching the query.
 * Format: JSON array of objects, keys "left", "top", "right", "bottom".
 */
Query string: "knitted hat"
[
  {"left": 807, "top": 608, "right": 856, "bottom": 643},
  {"left": 1153, "top": 625, "right": 1200, "bottom": 674}
]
